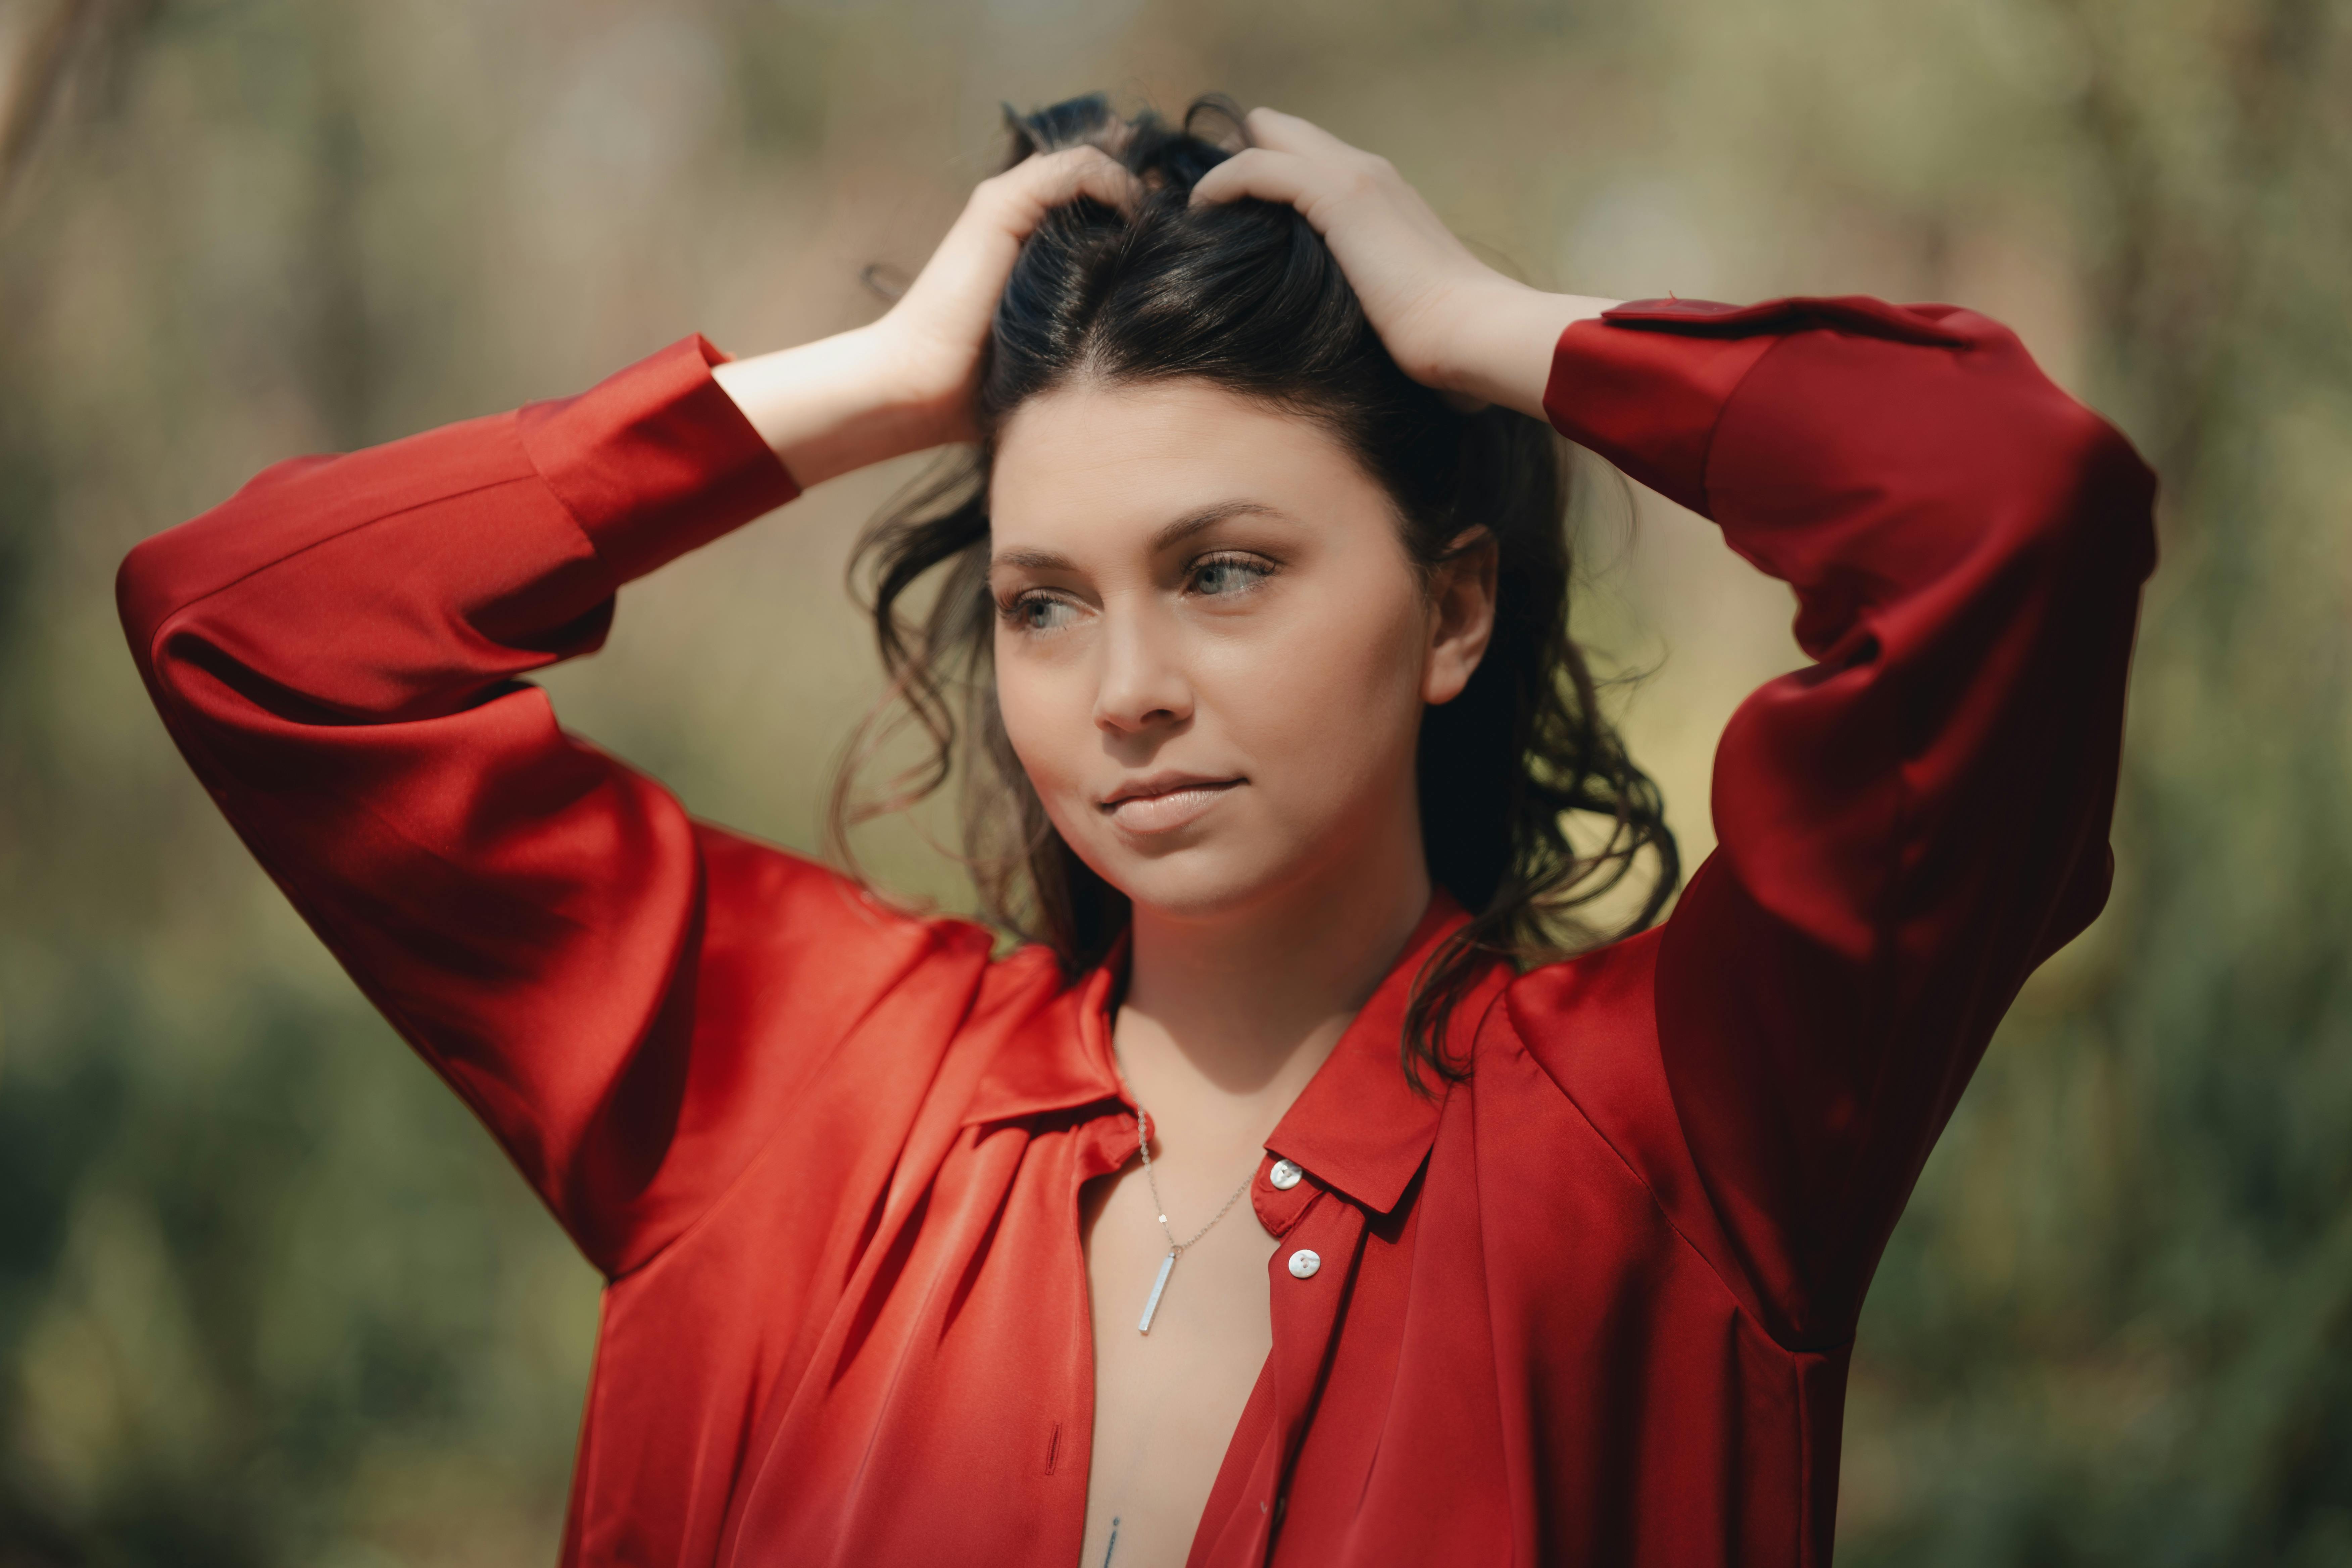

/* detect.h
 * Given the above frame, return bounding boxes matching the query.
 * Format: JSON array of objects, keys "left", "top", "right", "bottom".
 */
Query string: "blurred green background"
[{"left": 2, "top": 0, "right": 2347, "bottom": 1562}]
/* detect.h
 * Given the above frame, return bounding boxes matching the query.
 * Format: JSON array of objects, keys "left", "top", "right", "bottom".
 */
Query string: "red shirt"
[{"left": 118, "top": 297, "right": 2155, "bottom": 1567}]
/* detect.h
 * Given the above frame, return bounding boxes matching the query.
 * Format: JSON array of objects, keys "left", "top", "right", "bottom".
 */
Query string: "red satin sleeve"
[
  {"left": 1539, "top": 296, "right": 2157, "bottom": 1347},
  {"left": 115, "top": 335, "right": 973, "bottom": 1279}
]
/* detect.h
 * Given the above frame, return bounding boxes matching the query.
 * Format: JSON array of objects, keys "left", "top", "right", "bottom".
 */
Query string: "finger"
[
  {"left": 1241, "top": 106, "right": 1364, "bottom": 163},
  {"left": 1188, "top": 145, "right": 1326, "bottom": 219},
  {"left": 900, "top": 148, "right": 1136, "bottom": 315},
  {"left": 1004, "top": 145, "right": 1142, "bottom": 219}
]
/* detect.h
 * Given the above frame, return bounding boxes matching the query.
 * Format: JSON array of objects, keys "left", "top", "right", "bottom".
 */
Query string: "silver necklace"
[{"left": 1131, "top": 1106, "right": 1257, "bottom": 1335}]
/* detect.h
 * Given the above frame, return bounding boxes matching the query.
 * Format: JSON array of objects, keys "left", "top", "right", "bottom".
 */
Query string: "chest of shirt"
[{"left": 560, "top": 1010, "right": 1809, "bottom": 1568}]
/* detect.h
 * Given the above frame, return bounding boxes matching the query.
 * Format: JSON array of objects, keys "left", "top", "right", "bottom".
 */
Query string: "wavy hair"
[{"left": 834, "top": 93, "right": 1678, "bottom": 1087}]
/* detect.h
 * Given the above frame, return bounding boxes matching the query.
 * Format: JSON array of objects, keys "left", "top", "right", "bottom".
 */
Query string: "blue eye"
[
  {"left": 1010, "top": 594, "right": 1076, "bottom": 632},
  {"left": 1191, "top": 556, "right": 1271, "bottom": 597}
]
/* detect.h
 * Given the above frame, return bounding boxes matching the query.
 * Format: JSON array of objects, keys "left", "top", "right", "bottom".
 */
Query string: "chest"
[
  {"left": 1078, "top": 1155, "right": 1283, "bottom": 1568},
  {"left": 579, "top": 1041, "right": 1770, "bottom": 1568}
]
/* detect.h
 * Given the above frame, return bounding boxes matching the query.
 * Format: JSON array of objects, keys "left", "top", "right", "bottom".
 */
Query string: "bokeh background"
[{"left": 2, "top": 0, "right": 2347, "bottom": 1562}]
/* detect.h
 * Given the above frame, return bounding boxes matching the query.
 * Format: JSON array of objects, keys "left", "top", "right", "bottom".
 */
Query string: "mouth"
[{"left": 1096, "top": 774, "right": 1244, "bottom": 835}]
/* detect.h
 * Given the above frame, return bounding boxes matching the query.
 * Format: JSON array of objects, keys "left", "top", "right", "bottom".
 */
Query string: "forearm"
[
  {"left": 1432, "top": 282, "right": 1619, "bottom": 420},
  {"left": 121, "top": 336, "right": 798, "bottom": 724},
  {"left": 709, "top": 323, "right": 958, "bottom": 489}
]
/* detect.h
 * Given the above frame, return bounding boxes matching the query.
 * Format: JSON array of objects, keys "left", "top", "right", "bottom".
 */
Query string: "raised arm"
[
  {"left": 117, "top": 148, "right": 1139, "bottom": 1279},
  {"left": 1542, "top": 297, "right": 2154, "bottom": 1344},
  {"left": 1199, "top": 108, "right": 2157, "bottom": 1345}
]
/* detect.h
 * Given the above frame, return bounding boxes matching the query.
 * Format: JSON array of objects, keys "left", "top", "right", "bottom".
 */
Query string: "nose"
[{"left": 1091, "top": 604, "right": 1192, "bottom": 739}]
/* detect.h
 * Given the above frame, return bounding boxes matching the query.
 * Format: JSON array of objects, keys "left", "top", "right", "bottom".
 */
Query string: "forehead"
[{"left": 988, "top": 378, "right": 1388, "bottom": 543}]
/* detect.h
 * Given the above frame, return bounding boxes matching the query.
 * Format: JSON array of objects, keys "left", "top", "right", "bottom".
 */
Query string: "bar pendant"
[{"left": 1137, "top": 1250, "right": 1177, "bottom": 1334}]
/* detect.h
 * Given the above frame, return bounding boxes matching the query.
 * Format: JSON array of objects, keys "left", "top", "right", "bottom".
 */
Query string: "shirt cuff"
[{"left": 516, "top": 334, "right": 802, "bottom": 584}]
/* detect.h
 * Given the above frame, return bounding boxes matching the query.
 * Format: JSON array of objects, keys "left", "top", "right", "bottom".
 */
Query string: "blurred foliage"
[{"left": 0, "top": 0, "right": 2346, "bottom": 1562}]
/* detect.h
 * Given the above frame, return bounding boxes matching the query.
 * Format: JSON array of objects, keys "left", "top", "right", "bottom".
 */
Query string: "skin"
[{"left": 713, "top": 108, "right": 1626, "bottom": 1568}]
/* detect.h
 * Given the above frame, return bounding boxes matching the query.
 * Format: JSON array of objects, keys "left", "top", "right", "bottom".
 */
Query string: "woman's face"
[{"left": 987, "top": 377, "right": 1494, "bottom": 924}]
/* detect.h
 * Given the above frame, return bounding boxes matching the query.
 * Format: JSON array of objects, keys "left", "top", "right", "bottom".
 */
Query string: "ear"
[{"left": 1422, "top": 527, "right": 1499, "bottom": 705}]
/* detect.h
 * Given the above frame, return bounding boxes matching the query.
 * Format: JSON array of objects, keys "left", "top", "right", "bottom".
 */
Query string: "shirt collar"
[
  {"left": 1260, "top": 890, "right": 1475, "bottom": 1215},
  {"left": 964, "top": 892, "right": 1483, "bottom": 1218},
  {"left": 961, "top": 938, "right": 1131, "bottom": 1127}
]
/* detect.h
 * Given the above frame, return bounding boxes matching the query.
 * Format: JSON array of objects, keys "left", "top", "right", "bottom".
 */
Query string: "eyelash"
[
  {"left": 996, "top": 552, "right": 1279, "bottom": 634},
  {"left": 1186, "top": 551, "right": 1276, "bottom": 599},
  {"left": 1001, "top": 591, "right": 1077, "bottom": 634}
]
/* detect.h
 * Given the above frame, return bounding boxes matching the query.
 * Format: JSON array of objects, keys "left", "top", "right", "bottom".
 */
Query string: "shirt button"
[
  {"left": 1287, "top": 1248, "right": 1321, "bottom": 1279},
  {"left": 1268, "top": 1158, "right": 1303, "bottom": 1191}
]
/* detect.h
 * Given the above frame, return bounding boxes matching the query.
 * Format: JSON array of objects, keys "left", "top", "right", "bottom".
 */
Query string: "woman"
[{"left": 117, "top": 96, "right": 2155, "bottom": 1567}]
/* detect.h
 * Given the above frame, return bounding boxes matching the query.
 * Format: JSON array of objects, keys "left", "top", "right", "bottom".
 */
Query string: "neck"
[{"left": 1116, "top": 803, "right": 1435, "bottom": 1121}]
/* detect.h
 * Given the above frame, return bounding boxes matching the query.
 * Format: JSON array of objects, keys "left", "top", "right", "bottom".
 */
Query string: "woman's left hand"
[{"left": 1190, "top": 108, "right": 1616, "bottom": 419}]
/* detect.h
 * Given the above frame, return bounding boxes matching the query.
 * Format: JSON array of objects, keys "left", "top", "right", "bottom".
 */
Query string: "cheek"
[
  {"left": 1204, "top": 582, "right": 1429, "bottom": 791},
  {"left": 992, "top": 638, "right": 1087, "bottom": 799}
]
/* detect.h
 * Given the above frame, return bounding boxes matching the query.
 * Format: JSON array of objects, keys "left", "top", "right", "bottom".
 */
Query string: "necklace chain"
[{"left": 1134, "top": 1107, "right": 1256, "bottom": 1256}]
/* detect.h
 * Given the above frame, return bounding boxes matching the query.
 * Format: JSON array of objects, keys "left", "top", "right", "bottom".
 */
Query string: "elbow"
[
  {"left": 115, "top": 530, "right": 185, "bottom": 682},
  {"left": 2046, "top": 405, "right": 2160, "bottom": 587},
  {"left": 116, "top": 450, "right": 343, "bottom": 679},
  {"left": 114, "top": 528, "right": 218, "bottom": 744},
  {"left": 1967, "top": 389, "right": 2159, "bottom": 603},
  {"left": 116, "top": 509, "right": 236, "bottom": 706},
  {"left": 1903, "top": 310, "right": 2160, "bottom": 589}
]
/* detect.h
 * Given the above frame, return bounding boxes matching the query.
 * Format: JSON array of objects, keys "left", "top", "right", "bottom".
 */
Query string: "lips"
[{"left": 1097, "top": 774, "right": 1243, "bottom": 835}]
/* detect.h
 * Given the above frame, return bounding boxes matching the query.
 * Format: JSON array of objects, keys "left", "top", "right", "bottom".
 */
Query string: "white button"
[
  {"left": 1268, "top": 1159, "right": 1303, "bottom": 1191},
  {"left": 1287, "top": 1248, "right": 1321, "bottom": 1279}
]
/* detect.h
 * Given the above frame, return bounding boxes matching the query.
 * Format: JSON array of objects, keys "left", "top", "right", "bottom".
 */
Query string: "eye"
[
  {"left": 1188, "top": 552, "right": 1275, "bottom": 599},
  {"left": 1002, "top": 591, "right": 1080, "bottom": 634}
]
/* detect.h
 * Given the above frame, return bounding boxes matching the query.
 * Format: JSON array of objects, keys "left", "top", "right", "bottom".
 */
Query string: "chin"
[{"left": 1078, "top": 831, "right": 1321, "bottom": 928}]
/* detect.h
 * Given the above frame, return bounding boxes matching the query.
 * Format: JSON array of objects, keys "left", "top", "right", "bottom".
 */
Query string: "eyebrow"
[{"left": 988, "top": 500, "right": 1291, "bottom": 575}]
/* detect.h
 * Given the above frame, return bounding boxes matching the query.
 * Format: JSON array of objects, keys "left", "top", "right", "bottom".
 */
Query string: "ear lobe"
[{"left": 1423, "top": 528, "right": 1499, "bottom": 706}]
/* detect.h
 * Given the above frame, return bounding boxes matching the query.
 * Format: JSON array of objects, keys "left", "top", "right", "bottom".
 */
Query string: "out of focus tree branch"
[{"left": 0, "top": 0, "right": 144, "bottom": 207}]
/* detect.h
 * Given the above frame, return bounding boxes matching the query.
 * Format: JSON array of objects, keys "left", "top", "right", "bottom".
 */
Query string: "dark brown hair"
[{"left": 835, "top": 93, "right": 1678, "bottom": 1087}]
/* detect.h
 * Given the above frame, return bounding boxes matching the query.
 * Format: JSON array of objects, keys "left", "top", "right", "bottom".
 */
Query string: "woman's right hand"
[{"left": 714, "top": 147, "right": 1138, "bottom": 489}]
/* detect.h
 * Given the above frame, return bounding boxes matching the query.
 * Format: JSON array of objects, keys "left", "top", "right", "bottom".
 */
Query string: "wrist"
[
  {"left": 710, "top": 323, "right": 963, "bottom": 490},
  {"left": 1435, "top": 281, "right": 1618, "bottom": 422}
]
